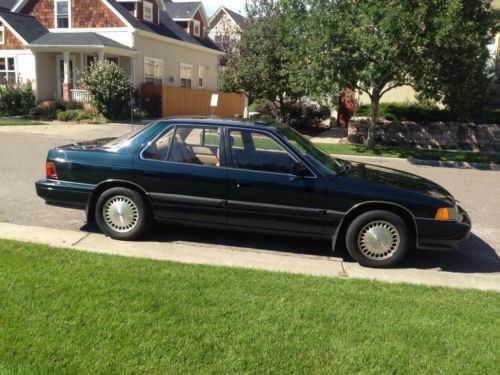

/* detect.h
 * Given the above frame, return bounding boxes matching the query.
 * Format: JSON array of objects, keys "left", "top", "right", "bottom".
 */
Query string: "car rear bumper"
[
  {"left": 416, "top": 206, "right": 471, "bottom": 251},
  {"left": 35, "top": 179, "right": 95, "bottom": 210}
]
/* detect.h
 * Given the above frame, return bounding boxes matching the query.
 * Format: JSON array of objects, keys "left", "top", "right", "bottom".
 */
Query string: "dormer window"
[
  {"left": 55, "top": 0, "right": 70, "bottom": 29},
  {"left": 143, "top": 1, "right": 153, "bottom": 23},
  {"left": 193, "top": 20, "right": 201, "bottom": 37}
]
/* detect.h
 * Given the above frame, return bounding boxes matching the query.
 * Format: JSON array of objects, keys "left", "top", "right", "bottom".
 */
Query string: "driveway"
[{"left": 1, "top": 124, "right": 499, "bottom": 285}]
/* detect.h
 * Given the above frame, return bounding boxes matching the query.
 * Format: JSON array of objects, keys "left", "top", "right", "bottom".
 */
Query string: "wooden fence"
[{"left": 142, "top": 84, "right": 246, "bottom": 119}]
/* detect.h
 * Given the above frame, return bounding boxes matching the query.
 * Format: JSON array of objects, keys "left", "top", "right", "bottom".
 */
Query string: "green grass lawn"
[
  {"left": 317, "top": 143, "right": 500, "bottom": 164},
  {"left": 0, "top": 240, "right": 498, "bottom": 373},
  {"left": 0, "top": 118, "right": 44, "bottom": 126}
]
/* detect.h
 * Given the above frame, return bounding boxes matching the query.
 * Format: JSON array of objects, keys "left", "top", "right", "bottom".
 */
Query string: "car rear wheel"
[
  {"left": 95, "top": 187, "right": 152, "bottom": 240},
  {"left": 345, "top": 210, "right": 410, "bottom": 268}
]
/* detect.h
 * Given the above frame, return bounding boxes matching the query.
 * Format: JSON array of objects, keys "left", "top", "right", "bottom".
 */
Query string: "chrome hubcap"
[
  {"left": 103, "top": 195, "right": 139, "bottom": 233},
  {"left": 357, "top": 220, "right": 400, "bottom": 260}
]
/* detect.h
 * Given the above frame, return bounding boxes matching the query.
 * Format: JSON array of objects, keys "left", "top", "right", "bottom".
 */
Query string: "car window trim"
[
  {"left": 225, "top": 127, "right": 317, "bottom": 179},
  {"left": 139, "top": 123, "right": 226, "bottom": 168}
]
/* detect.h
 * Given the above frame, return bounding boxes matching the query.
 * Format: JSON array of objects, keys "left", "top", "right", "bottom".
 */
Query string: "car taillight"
[{"left": 46, "top": 161, "right": 58, "bottom": 179}]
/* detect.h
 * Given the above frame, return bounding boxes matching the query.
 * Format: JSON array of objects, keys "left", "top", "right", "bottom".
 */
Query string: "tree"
[
  {"left": 220, "top": 0, "right": 305, "bottom": 121},
  {"left": 299, "top": 0, "right": 497, "bottom": 147},
  {"left": 83, "top": 60, "right": 134, "bottom": 120}
]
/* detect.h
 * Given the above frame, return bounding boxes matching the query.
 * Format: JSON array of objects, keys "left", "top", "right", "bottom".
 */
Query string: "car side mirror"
[{"left": 291, "top": 162, "right": 310, "bottom": 177}]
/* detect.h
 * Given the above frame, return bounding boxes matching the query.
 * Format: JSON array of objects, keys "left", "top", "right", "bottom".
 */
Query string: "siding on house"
[
  {"left": 134, "top": 33, "right": 219, "bottom": 91},
  {"left": 358, "top": 86, "right": 418, "bottom": 106}
]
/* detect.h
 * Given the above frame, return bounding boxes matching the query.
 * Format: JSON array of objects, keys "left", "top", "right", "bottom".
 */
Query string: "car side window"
[
  {"left": 143, "top": 127, "right": 174, "bottom": 161},
  {"left": 229, "top": 130, "right": 297, "bottom": 174},
  {"left": 168, "top": 126, "right": 221, "bottom": 167}
]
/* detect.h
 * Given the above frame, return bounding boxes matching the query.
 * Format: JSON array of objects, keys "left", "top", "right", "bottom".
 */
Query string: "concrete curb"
[
  {"left": 0, "top": 222, "right": 498, "bottom": 292},
  {"left": 337, "top": 154, "right": 500, "bottom": 170}
]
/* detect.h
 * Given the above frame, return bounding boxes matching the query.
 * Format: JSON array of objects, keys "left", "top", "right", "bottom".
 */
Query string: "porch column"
[
  {"left": 62, "top": 51, "right": 71, "bottom": 101},
  {"left": 97, "top": 51, "right": 104, "bottom": 61}
]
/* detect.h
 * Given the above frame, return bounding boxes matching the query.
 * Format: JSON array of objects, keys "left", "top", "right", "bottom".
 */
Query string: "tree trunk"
[{"left": 366, "top": 91, "right": 380, "bottom": 148}]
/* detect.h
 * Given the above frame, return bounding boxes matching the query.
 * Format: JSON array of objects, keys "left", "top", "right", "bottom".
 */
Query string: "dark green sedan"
[{"left": 36, "top": 118, "right": 471, "bottom": 267}]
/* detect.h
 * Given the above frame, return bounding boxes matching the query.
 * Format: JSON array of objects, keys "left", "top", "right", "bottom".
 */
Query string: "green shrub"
[
  {"left": 83, "top": 60, "right": 134, "bottom": 120},
  {"left": 0, "top": 82, "right": 36, "bottom": 116},
  {"left": 283, "top": 101, "right": 331, "bottom": 128},
  {"left": 131, "top": 106, "right": 149, "bottom": 121},
  {"left": 354, "top": 102, "right": 454, "bottom": 122},
  {"left": 30, "top": 104, "right": 56, "bottom": 120},
  {"left": 56, "top": 109, "right": 97, "bottom": 122}
]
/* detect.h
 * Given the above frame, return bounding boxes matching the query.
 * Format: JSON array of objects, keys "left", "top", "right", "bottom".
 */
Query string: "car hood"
[{"left": 342, "top": 161, "right": 455, "bottom": 204}]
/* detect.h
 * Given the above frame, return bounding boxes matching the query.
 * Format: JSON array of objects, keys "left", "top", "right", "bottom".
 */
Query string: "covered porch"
[{"left": 27, "top": 33, "right": 138, "bottom": 102}]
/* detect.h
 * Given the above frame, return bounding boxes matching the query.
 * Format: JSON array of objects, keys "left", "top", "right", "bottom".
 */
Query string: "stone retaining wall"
[{"left": 348, "top": 118, "right": 500, "bottom": 151}]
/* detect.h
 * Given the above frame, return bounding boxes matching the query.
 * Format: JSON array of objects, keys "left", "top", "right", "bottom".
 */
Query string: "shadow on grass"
[{"left": 81, "top": 222, "right": 499, "bottom": 274}]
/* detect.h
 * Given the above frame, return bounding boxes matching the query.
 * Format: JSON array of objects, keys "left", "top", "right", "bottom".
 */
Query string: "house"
[
  {"left": 0, "top": 0, "right": 223, "bottom": 102},
  {"left": 208, "top": 6, "right": 246, "bottom": 65}
]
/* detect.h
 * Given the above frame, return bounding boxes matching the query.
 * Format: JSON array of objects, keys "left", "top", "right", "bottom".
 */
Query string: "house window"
[
  {"left": 193, "top": 20, "right": 201, "bottom": 37},
  {"left": 144, "top": 57, "right": 163, "bottom": 85},
  {"left": 0, "top": 57, "right": 16, "bottom": 85},
  {"left": 143, "top": 1, "right": 153, "bottom": 22},
  {"left": 0, "top": 26, "right": 4, "bottom": 45},
  {"left": 180, "top": 64, "right": 192, "bottom": 88},
  {"left": 55, "top": 0, "right": 70, "bottom": 29},
  {"left": 198, "top": 66, "right": 204, "bottom": 88}
]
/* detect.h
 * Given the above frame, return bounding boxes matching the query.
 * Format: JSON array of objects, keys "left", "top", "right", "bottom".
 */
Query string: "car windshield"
[
  {"left": 278, "top": 124, "right": 343, "bottom": 176},
  {"left": 101, "top": 124, "right": 152, "bottom": 149}
]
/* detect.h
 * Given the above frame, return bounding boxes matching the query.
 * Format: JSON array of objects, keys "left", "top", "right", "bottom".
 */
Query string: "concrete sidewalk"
[{"left": 1, "top": 222, "right": 498, "bottom": 292}]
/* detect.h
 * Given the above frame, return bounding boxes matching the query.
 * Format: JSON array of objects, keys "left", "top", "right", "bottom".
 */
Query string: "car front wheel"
[
  {"left": 345, "top": 210, "right": 410, "bottom": 268},
  {"left": 95, "top": 187, "right": 152, "bottom": 240}
]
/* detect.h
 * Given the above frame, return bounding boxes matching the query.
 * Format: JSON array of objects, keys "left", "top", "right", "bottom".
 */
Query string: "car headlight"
[{"left": 435, "top": 206, "right": 459, "bottom": 221}]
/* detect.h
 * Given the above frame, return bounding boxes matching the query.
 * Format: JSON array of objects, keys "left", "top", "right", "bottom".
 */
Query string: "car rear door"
[
  {"left": 225, "top": 128, "right": 328, "bottom": 235},
  {"left": 134, "top": 124, "right": 227, "bottom": 224}
]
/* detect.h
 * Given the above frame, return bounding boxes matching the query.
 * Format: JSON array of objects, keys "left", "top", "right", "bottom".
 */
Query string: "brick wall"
[
  {"left": 0, "top": 23, "right": 25, "bottom": 49},
  {"left": 348, "top": 118, "right": 500, "bottom": 152},
  {"left": 21, "top": 0, "right": 125, "bottom": 28}
]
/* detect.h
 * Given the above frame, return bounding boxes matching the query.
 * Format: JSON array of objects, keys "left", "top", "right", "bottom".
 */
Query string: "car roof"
[{"left": 160, "top": 117, "right": 280, "bottom": 131}]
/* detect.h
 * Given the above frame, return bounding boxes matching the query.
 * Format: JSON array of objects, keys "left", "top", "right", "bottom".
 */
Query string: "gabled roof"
[
  {"left": 161, "top": 0, "right": 207, "bottom": 24},
  {"left": 163, "top": 1, "right": 200, "bottom": 19},
  {"left": 209, "top": 6, "right": 247, "bottom": 30},
  {"left": 30, "top": 32, "right": 135, "bottom": 51},
  {"left": 0, "top": 0, "right": 15, "bottom": 10},
  {"left": 0, "top": 9, "right": 48, "bottom": 43},
  {"left": 107, "top": 1, "right": 220, "bottom": 53}
]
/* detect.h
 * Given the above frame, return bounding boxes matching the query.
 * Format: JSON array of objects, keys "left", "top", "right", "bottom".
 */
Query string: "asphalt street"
[{"left": 1, "top": 124, "right": 499, "bottom": 277}]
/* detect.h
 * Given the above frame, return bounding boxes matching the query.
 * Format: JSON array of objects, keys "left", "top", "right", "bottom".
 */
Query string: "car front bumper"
[
  {"left": 35, "top": 179, "right": 95, "bottom": 210},
  {"left": 416, "top": 206, "right": 471, "bottom": 251}
]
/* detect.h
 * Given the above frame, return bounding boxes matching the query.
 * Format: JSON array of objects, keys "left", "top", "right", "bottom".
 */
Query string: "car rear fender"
[
  {"left": 86, "top": 179, "right": 151, "bottom": 222},
  {"left": 331, "top": 201, "right": 418, "bottom": 252}
]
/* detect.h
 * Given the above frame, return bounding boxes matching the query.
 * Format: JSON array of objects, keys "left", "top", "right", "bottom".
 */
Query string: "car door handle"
[
  {"left": 236, "top": 181, "right": 253, "bottom": 188},
  {"left": 142, "top": 171, "right": 159, "bottom": 178}
]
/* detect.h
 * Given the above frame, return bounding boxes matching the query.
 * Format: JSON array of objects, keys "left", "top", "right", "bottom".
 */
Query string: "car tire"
[
  {"left": 345, "top": 210, "right": 410, "bottom": 268},
  {"left": 95, "top": 187, "right": 152, "bottom": 240}
]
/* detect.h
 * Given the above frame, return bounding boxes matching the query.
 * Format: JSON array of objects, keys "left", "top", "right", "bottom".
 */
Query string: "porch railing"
[{"left": 70, "top": 89, "right": 89, "bottom": 103}]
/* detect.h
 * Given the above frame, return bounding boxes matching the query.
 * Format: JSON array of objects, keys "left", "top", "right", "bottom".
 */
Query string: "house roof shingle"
[
  {"left": 162, "top": 1, "right": 202, "bottom": 20},
  {"left": 0, "top": 0, "right": 16, "bottom": 10},
  {"left": 223, "top": 7, "right": 246, "bottom": 30},
  {"left": 107, "top": 0, "right": 220, "bottom": 52},
  {"left": 30, "top": 32, "right": 135, "bottom": 50},
  {"left": 0, "top": 9, "right": 48, "bottom": 43}
]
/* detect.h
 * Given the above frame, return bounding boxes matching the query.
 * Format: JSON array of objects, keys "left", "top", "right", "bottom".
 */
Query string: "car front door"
[
  {"left": 134, "top": 124, "right": 227, "bottom": 224},
  {"left": 225, "top": 128, "right": 328, "bottom": 236}
]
